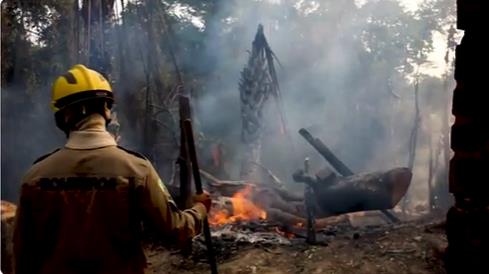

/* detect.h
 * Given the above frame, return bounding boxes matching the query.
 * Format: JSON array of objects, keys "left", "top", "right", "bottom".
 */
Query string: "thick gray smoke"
[
  {"left": 194, "top": 0, "right": 454, "bottom": 208},
  {"left": 1, "top": 0, "right": 454, "bottom": 210}
]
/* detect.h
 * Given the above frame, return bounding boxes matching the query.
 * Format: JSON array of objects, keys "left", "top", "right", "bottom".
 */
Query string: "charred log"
[
  {"left": 294, "top": 168, "right": 412, "bottom": 218},
  {"left": 298, "top": 128, "right": 408, "bottom": 222},
  {"left": 202, "top": 167, "right": 409, "bottom": 227}
]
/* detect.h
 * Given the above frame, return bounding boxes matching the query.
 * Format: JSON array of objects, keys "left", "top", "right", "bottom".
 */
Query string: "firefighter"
[{"left": 13, "top": 64, "right": 211, "bottom": 274}]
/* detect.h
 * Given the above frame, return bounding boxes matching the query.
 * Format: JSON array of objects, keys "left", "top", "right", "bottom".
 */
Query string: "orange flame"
[
  {"left": 209, "top": 185, "right": 267, "bottom": 226},
  {"left": 274, "top": 227, "right": 295, "bottom": 239}
]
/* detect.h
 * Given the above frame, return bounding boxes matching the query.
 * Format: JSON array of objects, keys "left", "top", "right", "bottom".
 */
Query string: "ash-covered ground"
[{"left": 145, "top": 216, "right": 447, "bottom": 274}]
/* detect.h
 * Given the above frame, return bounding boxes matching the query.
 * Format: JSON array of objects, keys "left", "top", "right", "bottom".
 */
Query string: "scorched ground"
[{"left": 145, "top": 216, "right": 446, "bottom": 274}]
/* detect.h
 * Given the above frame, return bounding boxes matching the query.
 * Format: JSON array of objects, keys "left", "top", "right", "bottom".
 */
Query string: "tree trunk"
[
  {"left": 428, "top": 135, "right": 434, "bottom": 210},
  {"left": 81, "top": 0, "right": 114, "bottom": 74},
  {"left": 402, "top": 76, "right": 421, "bottom": 213},
  {"left": 239, "top": 25, "right": 278, "bottom": 182}
]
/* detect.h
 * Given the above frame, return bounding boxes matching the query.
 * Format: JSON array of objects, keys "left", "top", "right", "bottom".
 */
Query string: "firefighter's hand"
[{"left": 193, "top": 191, "right": 212, "bottom": 212}]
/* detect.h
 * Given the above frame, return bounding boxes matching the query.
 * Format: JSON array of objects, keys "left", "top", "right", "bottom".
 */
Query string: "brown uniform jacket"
[{"left": 13, "top": 115, "right": 207, "bottom": 274}]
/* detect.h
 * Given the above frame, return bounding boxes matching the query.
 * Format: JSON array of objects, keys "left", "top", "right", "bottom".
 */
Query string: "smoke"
[
  {"left": 1, "top": 85, "right": 64, "bottom": 201},
  {"left": 193, "top": 0, "right": 454, "bottom": 208},
  {"left": 1, "top": 0, "right": 455, "bottom": 210}
]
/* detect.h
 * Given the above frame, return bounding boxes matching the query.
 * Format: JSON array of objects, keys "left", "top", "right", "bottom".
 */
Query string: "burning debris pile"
[
  {"left": 208, "top": 185, "right": 267, "bottom": 226},
  {"left": 192, "top": 212, "right": 349, "bottom": 263},
  {"left": 195, "top": 127, "right": 413, "bottom": 243},
  {"left": 191, "top": 221, "right": 296, "bottom": 262},
  {"left": 188, "top": 160, "right": 412, "bottom": 263},
  {"left": 188, "top": 114, "right": 412, "bottom": 267},
  {"left": 184, "top": 124, "right": 413, "bottom": 267}
]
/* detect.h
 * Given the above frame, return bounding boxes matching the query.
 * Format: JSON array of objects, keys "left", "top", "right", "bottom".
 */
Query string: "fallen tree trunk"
[
  {"left": 294, "top": 168, "right": 412, "bottom": 218},
  {"left": 201, "top": 167, "right": 410, "bottom": 226},
  {"left": 298, "top": 128, "right": 411, "bottom": 222},
  {"left": 210, "top": 195, "right": 348, "bottom": 229}
]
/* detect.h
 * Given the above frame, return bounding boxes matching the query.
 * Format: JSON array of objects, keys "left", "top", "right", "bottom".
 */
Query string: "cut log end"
[{"left": 388, "top": 167, "right": 413, "bottom": 206}]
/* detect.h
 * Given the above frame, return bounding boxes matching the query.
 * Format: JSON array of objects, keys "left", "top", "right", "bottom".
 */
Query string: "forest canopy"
[{"left": 1, "top": 0, "right": 457, "bottom": 209}]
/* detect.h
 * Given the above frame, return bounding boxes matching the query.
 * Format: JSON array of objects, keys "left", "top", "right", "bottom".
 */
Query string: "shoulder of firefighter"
[
  {"left": 32, "top": 148, "right": 61, "bottom": 164},
  {"left": 13, "top": 130, "right": 207, "bottom": 273},
  {"left": 19, "top": 144, "right": 208, "bottom": 239}
]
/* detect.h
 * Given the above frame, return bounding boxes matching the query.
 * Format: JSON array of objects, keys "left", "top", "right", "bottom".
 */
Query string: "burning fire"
[
  {"left": 209, "top": 185, "right": 267, "bottom": 226},
  {"left": 274, "top": 227, "right": 295, "bottom": 239}
]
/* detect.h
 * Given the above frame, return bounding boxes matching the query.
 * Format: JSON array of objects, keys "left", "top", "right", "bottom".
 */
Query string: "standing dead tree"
[
  {"left": 402, "top": 73, "right": 421, "bottom": 214},
  {"left": 427, "top": 136, "right": 434, "bottom": 211},
  {"left": 80, "top": 0, "right": 115, "bottom": 74},
  {"left": 436, "top": 24, "right": 457, "bottom": 209},
  {"left": 239, "top": 24, "right": 282, "bottom": 182},
  {"left": 408, "top": 75, "right": 421, "bottom": 171}
]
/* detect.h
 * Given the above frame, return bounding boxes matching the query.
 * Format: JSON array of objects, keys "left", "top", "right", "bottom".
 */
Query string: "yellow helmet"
[{"left": 51, "top": 64, "right": 113, "bottom": 112}]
